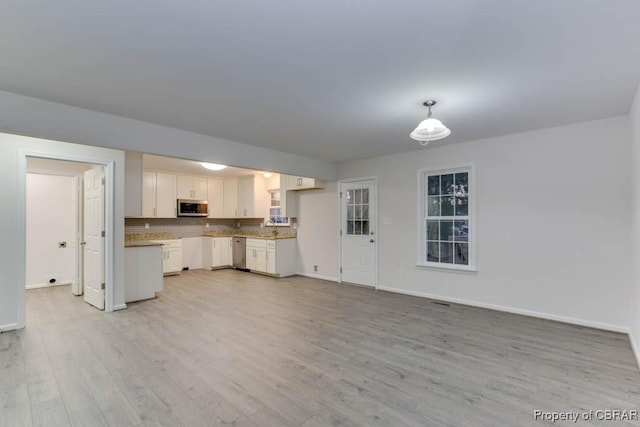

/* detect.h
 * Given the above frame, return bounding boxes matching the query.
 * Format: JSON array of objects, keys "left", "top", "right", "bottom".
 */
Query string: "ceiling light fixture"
[
  {"left": 263, "top": 172, "right": 273, "bottom": 178},
  {"left": 201, "top": 162, "right": 227, "bottom": 171},
  {"left": 410, "top": 100, "right": 451, "bottom": 146}
]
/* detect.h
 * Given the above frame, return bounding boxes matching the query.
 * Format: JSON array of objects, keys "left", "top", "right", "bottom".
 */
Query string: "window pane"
[
  {"left": 426, "top": 220, "right": 439, "bottom": 241},
  {"left": 354, "top": 205, "right": 361, "bottom": 219},
  {"left": 441, "top": 196, "right": 454, "bottom": 216},
  {"left": 354, "top": 221, "right": 362, "bottom": 235},
  {"left": 361, "top": 205, "right": 369, "bottom": 220},
  {"left": 455, "top": 196, "right": 468, "bottom": 216},
  {"left": 427, "top": 175, "right": 440, "bottom": 195},
  {"left": 347, "top": 221, "right": 354, "bottom": 235},
  {"left": 362, "top": 221, "right": 369, "bottom": 235},
  {"left": 441, "top": 174, "right": 454, "bottom": 195},
  {"left": 355, "top": 189, "right": 361, "bottom": 204},
  {"left": 455, "top": 172, "right": 468, "bottom": 196},
  {"left": 362, "top": 189, "right": 369, "bottom": 204},
  {"left": 428, "top": 196, "right": 440, "bottom": 216},
  {"left": 347, "top": 205, "right": 354, "bottom": 219},
  {"left": 347, "top": 190, "right": 354, "bottom": 205},
  {"left": 440, "top": 242, "right": 453, "bottom": 263},
  {"left": 427, "top": 242, "right": 439, "bottom": 262},
  {"left": 455, "top": 243, "right": 469, "bottom": 265},
  {"left": 440, "top": 220, "right": 454, "bottom": 242},
  {"left": 454, "top": 220, "right": 468, "bottom": 242}
]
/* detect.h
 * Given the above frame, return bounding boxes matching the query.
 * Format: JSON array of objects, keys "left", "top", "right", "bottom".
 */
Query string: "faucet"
[{"left": 265, "top": 220, "right": 278, "bottom": 236}]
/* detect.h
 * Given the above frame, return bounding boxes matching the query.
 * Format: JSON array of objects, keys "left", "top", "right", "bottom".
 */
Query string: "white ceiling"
[{"left": 2, "top": 1, "right": 640, "bottom": 162}]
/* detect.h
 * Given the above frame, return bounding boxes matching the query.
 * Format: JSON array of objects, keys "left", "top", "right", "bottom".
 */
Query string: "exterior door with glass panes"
[{"left": 340, "top": 179, "right": 377, "bottom": 287}]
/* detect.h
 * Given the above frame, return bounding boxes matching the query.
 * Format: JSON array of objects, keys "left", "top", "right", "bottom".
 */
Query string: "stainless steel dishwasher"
[{"left": 232, "top": 237, "right": 247, "bottom": 270}]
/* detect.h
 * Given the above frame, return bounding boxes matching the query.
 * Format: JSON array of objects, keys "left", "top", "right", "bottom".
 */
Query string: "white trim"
[
  {"left": 0, "top": 323, "right": 19, "bottom": 332},
  {"left": 26, "top": 281, "right": 73, "bottom": 290},
  {"left": 112, "top": 303, "right": 127, "bottom": 311},
  {"left": 296, "top": 272, "right": 339, "bottom": 282},
  {"left": 417, "top": 163, "right": 476, "bottom": 271},
  {"left": 338, "top": 177, "right": 379, "bottom": 289},
  {"left": 18, "top": 148, "right": 117, "bottom": 331},
  {"left": 630, "top": 331, "right": 640, "bottom": 370},
  {"left": 378, "top": 286, "right": 630, "bottom": 334}
]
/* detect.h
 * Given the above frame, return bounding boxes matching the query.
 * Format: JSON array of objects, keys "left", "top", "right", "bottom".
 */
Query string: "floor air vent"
[{"left": 430, "top": 301, "right": 451, "bottom": 307}]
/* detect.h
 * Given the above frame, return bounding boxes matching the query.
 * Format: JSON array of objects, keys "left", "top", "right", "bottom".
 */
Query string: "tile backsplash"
[{"left": 125, "top": 217, "right": 296, "bottom": 239}]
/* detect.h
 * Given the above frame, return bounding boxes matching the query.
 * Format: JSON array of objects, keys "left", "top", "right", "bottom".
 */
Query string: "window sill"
[{"left": 416, "top": 262, "right": 477, "bottom": 274}]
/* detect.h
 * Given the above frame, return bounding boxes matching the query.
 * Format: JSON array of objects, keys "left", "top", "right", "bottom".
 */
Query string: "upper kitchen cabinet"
[
  {"left": 143, "top": 172, "right": 177, "bottom": 218},
  {"left": 284, "top": 175, "right": 325, "bottom": 191},
  {"left": 237, "top": 175, "right": 267, "bottom": 218},
  {"left": 177, "top": 175, "right": 208, "bottom": 200},
  {"left": 207, "top": 178, "right": 224, "bottom": 218},
  {"left": 223, "top": 177, "right": 238, "bottom": 218}
]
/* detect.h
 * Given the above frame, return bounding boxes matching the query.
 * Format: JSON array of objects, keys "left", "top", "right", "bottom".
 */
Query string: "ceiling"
[{"left": 2, "top": 1, "right": 640, "bottom": 162}]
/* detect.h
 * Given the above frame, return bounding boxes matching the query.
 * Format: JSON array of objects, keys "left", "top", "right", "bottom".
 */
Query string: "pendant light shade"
[{"left": 410, "top": 100, "right": 451, "bottom": 146}]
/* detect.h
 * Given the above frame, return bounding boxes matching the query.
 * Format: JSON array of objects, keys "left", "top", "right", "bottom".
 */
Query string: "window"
[
  {"left": 419, "top": 166, "right": 474, "bottom": 270},
  {"left": 268, "top": 190, "right": 289, "bottom": 224},
  {"left": 345, "top": 188, "right": 370, "bottom": 235}
]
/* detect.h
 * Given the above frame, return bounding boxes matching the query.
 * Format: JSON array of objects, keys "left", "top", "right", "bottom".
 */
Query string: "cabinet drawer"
[
  {"left": 246, "top": 238, "right": 267, "bottom": 248},
  {"left": 266, "top": 240, "right": 276, "bottom": 249}
]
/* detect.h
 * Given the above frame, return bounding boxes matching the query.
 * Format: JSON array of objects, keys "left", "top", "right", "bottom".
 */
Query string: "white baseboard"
[
  {"left": 630, "top": 331, "right": 640, "bottom": 370},
  {"left": 26, "top": 281, "right": 72, "bottom": 290},
  {"left": 112, "top": 304, "right": 127, "bottom": 311},
  {"left": 377, "top": 286, "right": 630, "bottom": 334},
  {"left": 296, "top": 272, "right": 339, "bottom": 283},
  {"left": 0, "top": 323, "right": 19, "bottom": 332}
]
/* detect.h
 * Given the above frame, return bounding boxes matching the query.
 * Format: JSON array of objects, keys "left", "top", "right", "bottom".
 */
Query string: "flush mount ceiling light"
[
  {"left": 410, "top": 100, "right": 451, "bottom": 146},
  {"left": 201, "top": 162, "right": 227, "bottom": 171},
  {"left": 263, "top": 172, "right": 273, "bottom": 178}
]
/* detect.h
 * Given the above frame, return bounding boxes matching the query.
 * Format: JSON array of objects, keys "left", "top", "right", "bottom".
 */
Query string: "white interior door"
[
  {"left": 83, "top": 167, "right": 105, "bottom": 309},
  {"left": 340, "top": 179, "right": 377, "bottom": 287}
]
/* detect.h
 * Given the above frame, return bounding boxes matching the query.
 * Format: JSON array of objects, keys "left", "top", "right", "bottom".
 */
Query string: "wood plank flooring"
[{"left": 2, "top": 269, "right": 639, "bottom": 426}]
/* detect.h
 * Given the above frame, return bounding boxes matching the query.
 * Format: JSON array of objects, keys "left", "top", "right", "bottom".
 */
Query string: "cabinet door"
[
  {"left": 246, "top": 248, "right": 256, "bottom": 270},
  {"left": 237, "top": 176, "right": 254, "bottom": 217},
  {"left": 223, "top": 178, "right": 238, "bottom": 218},
  {"left": 227, "top": 238, "right": 233, "bottom": 266},
  {"left": 166, "top": 247, "right": 182, "bottom": 273},
  {"left": 193, "top": 177, "right": 208, "bottom": 200},
  {"left": 207, "top": 178, "right": 224, "bottom": 218},
  {"left": 156, "top": 173, "right": 177, "bottom": 217},
  {"left": 211, "top": 238, "right": 221, "bottom": 267},
  {"left": 266, "top": 248, "right": 276, "bottom": 274},
  {"left": 220, "top": 238, "right": 231, "bottom": 266},
  {"left": 142, "top": 172, "right": 157, "bottom": 217},
  {"left": 176, "top": 175, "right": 192, "bottom": 199},
  {"left": 255, "top": 248, "right": 267, "bottom": 272}
]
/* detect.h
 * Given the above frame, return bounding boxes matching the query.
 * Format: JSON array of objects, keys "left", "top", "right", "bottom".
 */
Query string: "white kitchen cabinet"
[
  {"left": 207, "top": 178, "right": 224, "bottom": 218},
  {"left": 246, "top": 238, "right": 296, "bottom": 277},
  {"left": 237, "top": 175, "right": 267, "bottom": 218},
  {"left": 125, "top": 245, "right": 163, "bottom": 302},
  {"left": 284, "top": 175, "right": 325, "bottom": 191},
  {"left": 142, "top": 172, "right": 177, "bottom": 218},
  {"left": 177, "top": 175, "right": 208, "bottom": 200},
  {"left": 246, "top": 238, "right": 267, "bottom": 272},
  {"left": 151, "top": 239, "right": 182, "bottom": 275},
  {"left": 223, "top": 178, "right": 238, "bottom": 218},
  {"left": 203, "top": 237, "right": 232, "bottom": 269}
]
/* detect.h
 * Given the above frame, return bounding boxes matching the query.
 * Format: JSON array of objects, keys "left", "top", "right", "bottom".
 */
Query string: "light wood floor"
[{"left": 2, "top": 270, "right": 639, "bottom": 426}]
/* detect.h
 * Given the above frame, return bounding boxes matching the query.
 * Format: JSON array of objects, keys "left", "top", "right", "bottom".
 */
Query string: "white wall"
[
  {"left": 630, "top": 84, "right": 640, "bottom": 366},
  {"left": 0, "top": 90, "right": 337, "bottom": 181},
  {"left": 338, "top": 116, "right": 632, "bottom": 331},
  {"left": 296, "top": 182, "right": 340, "bottom": 281},
  {"left": 0, "top": 133, "right": 125, "bottom": 331},
  {"left": 26, "top": 173, "right": 77, "bottom": 288}
]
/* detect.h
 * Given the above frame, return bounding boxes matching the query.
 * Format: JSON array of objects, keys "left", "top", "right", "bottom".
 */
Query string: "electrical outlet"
[
  {"left": 144, "top": 223, "right": 150, "bottom": 229},
  {"left": 313, "top": 264, "right": 318, "bottom": 272},
  {"left": 58, "top": 242, "right": 67, "bottom": 248},
  {"left": 205, "top": 223, "right": 210, "bottom": 228}
]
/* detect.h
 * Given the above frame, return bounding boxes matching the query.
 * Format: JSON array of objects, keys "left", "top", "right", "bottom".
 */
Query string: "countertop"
[
  {"left": 201, "top": 231, "right": 297, "bottom": 240},
  {"left": 125, "top": 241, "right": 164, "bottom": 248}
]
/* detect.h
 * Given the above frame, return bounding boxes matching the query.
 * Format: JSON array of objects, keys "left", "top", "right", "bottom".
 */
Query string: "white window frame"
[
  {"left": 417, "top": 164, "right": 476, "bottom": 272},
  {"left": 267, "top": 189, "right": 290, "bottom": 226}
]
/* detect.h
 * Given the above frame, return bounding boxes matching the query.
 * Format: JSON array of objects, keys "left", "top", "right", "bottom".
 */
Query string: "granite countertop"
[
  {"left": 125, "top": 232, "right": 177, "bottom": 242},
  {"left": 201, "top": 231, "right": 297, "bottom": 240},
  {"left": 125, "top": 241, "right": 164, "bottom": 248}
]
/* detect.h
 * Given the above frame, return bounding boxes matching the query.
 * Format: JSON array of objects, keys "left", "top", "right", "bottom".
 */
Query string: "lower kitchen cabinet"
[
  {"left": 246, "top": 238, "right": 296, "bottom": 277},
  {"left": 124, "top": 245, "right": 163, "bottom": 303},
  {"left": 151, "top": 239, "right": 182, "bottom": 275},
  {"left": 203, "top": 236, "right": 232, "bottom": 269}
]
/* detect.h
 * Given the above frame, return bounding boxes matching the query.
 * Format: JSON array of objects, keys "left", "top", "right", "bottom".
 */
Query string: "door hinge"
[
  {"left": 340, "top": 229, "right": 342, "bottom": 236},
  {"left": 340, "top": 267, "right": 342, "bottom": 273},
  {"left": 101, "top": 230, "right": 105, "bottom": 237},
  {"left": 101, "top": 283, "right": 105, "bottom": 290},
  {"left": 339, "top": 192, "right": 343, "bottom": 199},
  {"left": 101, "top": 177, "right": 105, "bottom": 185}
]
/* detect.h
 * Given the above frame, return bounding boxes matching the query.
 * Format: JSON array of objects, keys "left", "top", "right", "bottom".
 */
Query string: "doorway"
[
  {"left": 25, "top": 158, "right": 106, "bottom": 309},
  {"left": 340, "top": 178, "right": 378, "bottom": 287}
]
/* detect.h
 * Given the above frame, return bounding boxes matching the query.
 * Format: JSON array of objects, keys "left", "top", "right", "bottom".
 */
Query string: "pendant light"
[{"left": 410, "top": 100, "right": 451, "bottom": 146}]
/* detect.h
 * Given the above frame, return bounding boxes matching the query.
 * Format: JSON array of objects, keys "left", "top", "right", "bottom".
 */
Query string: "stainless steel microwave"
[{"left": 177, "top": 199, "right": 209, "bottom": 217}]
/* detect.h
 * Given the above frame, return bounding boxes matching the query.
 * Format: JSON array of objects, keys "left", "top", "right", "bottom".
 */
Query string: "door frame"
[
  {"left": 338, "top": 176, "right": 379, "bottom": 289},
  {"left": 17, "top": 149, "right": 116, "bottom": 326}
]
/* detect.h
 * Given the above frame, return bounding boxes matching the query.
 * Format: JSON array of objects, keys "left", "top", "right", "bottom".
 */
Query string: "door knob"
[
  {"left": 80, "top": 241, "right": 87, "bottom": 246},
  {"left": 369, "top": 239, "right": 375, "bottom": 243}
]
